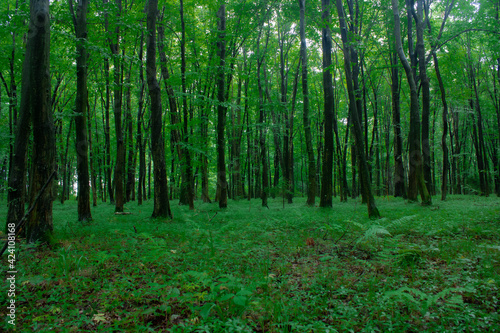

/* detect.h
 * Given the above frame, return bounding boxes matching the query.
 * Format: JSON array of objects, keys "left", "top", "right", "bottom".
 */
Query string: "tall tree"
[
  {"left": 106, "top": 0, "right": 125, "bottom": 212},
  {"left": 256, "top": 15, "right": 270, "bottom": 208},
  {"left": 391, "top": 0, "right": 431, "bottom": 204},
  {"left": 389, "top": 37, "right": 406, "bottom": 198},
  {"left": 26, "top": 0, "right": 57, "bottom": 243},
  {"left": 416, "top": 0, "right": 432, "bottom": 195},
  {"left": 6, "top": 3, "right": 31, "bottom": 231},
  {"left": 136, "top": 31, "right": 145, "bottom": 206},
  {"left": 178, "top": 0, "right": 194, "bottom": 209},
  {"left": 299, "top": 0, "right": 316, "bottom": 207},
  {"left": 69, "top": 0, "right": 92, "bottom": 222},
  {"left": 335, "top": 0, "right": 380, "bottom": 218},
  {"left": 320, "top": 0, "right": 335, "bottom": 208},
  {"left": 147, "top": 0, "right": 172, "bottom": 218},
  {"left": 216, "top": 4, "right": 228, "bottom": 208}
]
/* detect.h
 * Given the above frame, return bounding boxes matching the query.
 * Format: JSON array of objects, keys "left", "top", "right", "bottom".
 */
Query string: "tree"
[
  {"left": 147, "top": 0, "right": 172, "bottom": 218},
  {"left": 178, "top": 0, "right": 195, "bottom": 209},
  {"left": 216, "top": 4, "right": 228, "bottom": 209},
  {"left": 299, "top": 0, "right": 316, "bottom": 207},
  {"left": 335, "top": 0, "right": 380, "bottom": 219},
  {"left": 105, "top": 0, "right": 125, "bottom": 212},
  {"left": 69, "top": 0, "right": 92, "bottom": 222},
  {"left": 26, "top": 0, "right": 57, "bottom": 243},
  {"left": 320, "top": 0, "right": 335, "bottom": 208},
  {"left": 391, "top": 0, "right": 431, "bottom": 205}
]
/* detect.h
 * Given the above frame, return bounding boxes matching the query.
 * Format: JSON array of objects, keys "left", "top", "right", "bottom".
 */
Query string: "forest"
[{"left": 0, "top": 0, "right": 499, "bottom": 331}]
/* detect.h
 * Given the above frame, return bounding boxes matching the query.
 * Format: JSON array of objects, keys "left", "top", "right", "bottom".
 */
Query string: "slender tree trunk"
[
  {"left": 416, "top": 0, "right": 432, "bottom": 196},
  {"left": 147, "top": 0, "right": 172, "bottom": 218},
  {"left": 216, "top": 5, "right": 228, "bottom": 208},
  {"left": 178, "top": 0, "right": 194, "bottom": 209},
  {"left": 26, "top": 0, "right": 56, "bottom": 243},
  {"left": 89, "top": 97, "right": 98, "bottom": 206},
  {"left": 390, "top": 50, "right": 406, "bottom": 198},
  {"left": 6, "top": 18, "right": 31, "bottom": 231},
  {"left": 136, "top": 32, "right": 145, "bottom": 206},
  {"left": 320, "top": 0, "right": 334, "bottom": 207},
  {"left": 125, "top": 70, "right": 135, "bottom": 203},
  {"left": 70, "top": 0, "right": 92, "bottom": 222},
  {"left": 103, "top": 57, "right": 114, "bottom": 203},
  {"left": 106, "top": 0, "right": 125, "bottom": 212},
  {"left": 299, "top": 0, "right": 316, "bottom": 206},
  {"left": 391, "top": 0, "right": 431, "bottom": 205},
  {"left": 336, "top": 0, "right": 380, "bottom": 218}
]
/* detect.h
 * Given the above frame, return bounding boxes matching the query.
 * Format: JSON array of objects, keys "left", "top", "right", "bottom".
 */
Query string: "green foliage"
[{"left": 1, "top": 195, "right": 499, "bottom": 331}]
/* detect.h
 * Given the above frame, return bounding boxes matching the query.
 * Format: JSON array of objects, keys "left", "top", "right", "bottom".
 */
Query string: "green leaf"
[
  {"left": 233, "top": 295, "right": 247, "bottom": 306},
  {"left": 199, "top": 302, "right": 216, "bottom": 320}
]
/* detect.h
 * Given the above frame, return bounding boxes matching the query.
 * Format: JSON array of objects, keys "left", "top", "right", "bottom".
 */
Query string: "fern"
[{"left": 387, "top": 214, "right": 419, "bottom": 230}]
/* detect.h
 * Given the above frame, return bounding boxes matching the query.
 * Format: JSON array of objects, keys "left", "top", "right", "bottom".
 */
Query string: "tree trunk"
[
  {"left": 147, "top": 0, "right": 172, "bottom": 218},
  {"left": 416, "top": 0, "right": 432, "bottom": 196},
  {"left": 26, "top": 0, "right": 57, "bottom": 243},
  {"left": 70, "top": 0, "right": 92, "bottom": 222},
  {"left": 216, "top": 5, "right": 228, "bottom": 208},
  {"left": 136, "top": 32, "right": 145, "bottom": 206},
  {"left": 125, "top": 70, "right": 135, "bottom": 203},
  {"left": 178, "top": 0, "right": 195, "bottom": 209},
  {"left": 299, "top": 0, "right": 316, "bottom": 207},
  {"left": 103, "top": 57, "right": 114, "bottom": 203},
  {"left": 336, "top": 0, "right": 380, "bottom": 218},
  {"left": 320, "top": 0, "right": 334, "bottom": 208},
  {"left": 6, "top": 22, "right": 31, "bottom": 231},
  {"left": 391, "top": 0, "right": 431, "bottom": 205}
]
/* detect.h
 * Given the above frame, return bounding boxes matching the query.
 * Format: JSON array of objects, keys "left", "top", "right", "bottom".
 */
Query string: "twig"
[
  {"left": 208, "top": 212, "right": 218, "bottom": 223},
  {"left": 1, "top": 170, "right": 57, "bottom": 256}
]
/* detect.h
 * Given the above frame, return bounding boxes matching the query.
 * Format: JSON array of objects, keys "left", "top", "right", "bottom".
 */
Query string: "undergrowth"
[{"left": 1, "top": 195, "right": 499, "bottom": 332}]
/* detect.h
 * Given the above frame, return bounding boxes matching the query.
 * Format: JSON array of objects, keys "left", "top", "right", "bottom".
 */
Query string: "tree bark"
[
  {"left": 336, "top": 0, "right": 380, "bottom": 218},
  {"left": 6, "top": 19, "right": 31, "bottom": 231},
  {"left": 26, "top": 0, "right": 57, "bottom": 243},
  {"left": 320, "top": 0, "right": 335, "bottom": 208},
  {"left": 147, "top": 0, "right": 172, "bottom": 218},
  {"left": 216, "top": 5, "right": 228, "bottom": 208},
  {"left": 416, "top": 0, "right": 432, "bottom": 195},
  {"left": 178, "top": 0, "right": 195, "bottom": 209},
  {"left": 391, "top": 0, "right": 431, "bottom": 204},
  {"left": 299, "top": 0, "right": 316, "bottom": 207},
  {"left": 136, "top": 32, "right": 145, "bottom": 206},
  {"left": 70, "top": 0, "right": 92, "bottom": 222}
]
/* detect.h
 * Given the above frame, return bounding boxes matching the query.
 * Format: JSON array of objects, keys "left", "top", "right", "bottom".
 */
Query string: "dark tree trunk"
[
  {"left": 299, "top": 0, "right": 316, "bottom": 206},
  {"left": 70, "top": 0, "right": 92, "bottom": 222},
  {"left": 216, "top": 5, "right": 228, "bottom": 208},
  {"left": 392, "top": 0, "right": 431, "bottom": 204},
  {"left": 416, "top": 0, "right": 432, "bottom": 196},
  {"left": 89, "top": 97, "right": 98, "bottom": 206},
  {"left": 320, "top": 0, "right": 334, "bottom": 208},
  {"left": 336, "top": 0, "right": 380, "bottom": 218},
  {"left": 390, "top": 50, "right": 406, "bottom": 198},
  {"left": 26, "top": 0, "right": 57, "bottom": 243},
  {"left": 466, "top": 39, "right": 489, "bottom": 196},
  {"left": 125, "top": 71, "right": 135, "bottom": 203},
  {"left": 6, "top": 23, "right": 31, "bottom": 231},
  {"left": 178, "top": 0, "right": 195, "bottom": 209},
  {"left": 136, "top": 32, "right": 145, "bottom": 206},
  {"left": 103, "top": 57, "right": 114, "bottom": 204},
  {"left": 147, "top": 0, "right": 172, "bottom": 218}
]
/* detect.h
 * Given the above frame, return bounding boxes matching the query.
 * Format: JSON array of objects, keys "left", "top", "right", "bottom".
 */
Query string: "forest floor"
[{"left": 1, "top": 195, "right": 500, "bottom": 332}]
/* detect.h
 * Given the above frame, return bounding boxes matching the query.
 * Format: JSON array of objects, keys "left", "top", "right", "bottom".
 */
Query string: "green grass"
[{"left": 1, "top": 195, "right": 500, "bottom": 332}]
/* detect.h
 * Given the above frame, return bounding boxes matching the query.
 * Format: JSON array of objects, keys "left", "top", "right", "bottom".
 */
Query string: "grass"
[{"left": 1, "top": 195, "right": 500, "bottom": 332}]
